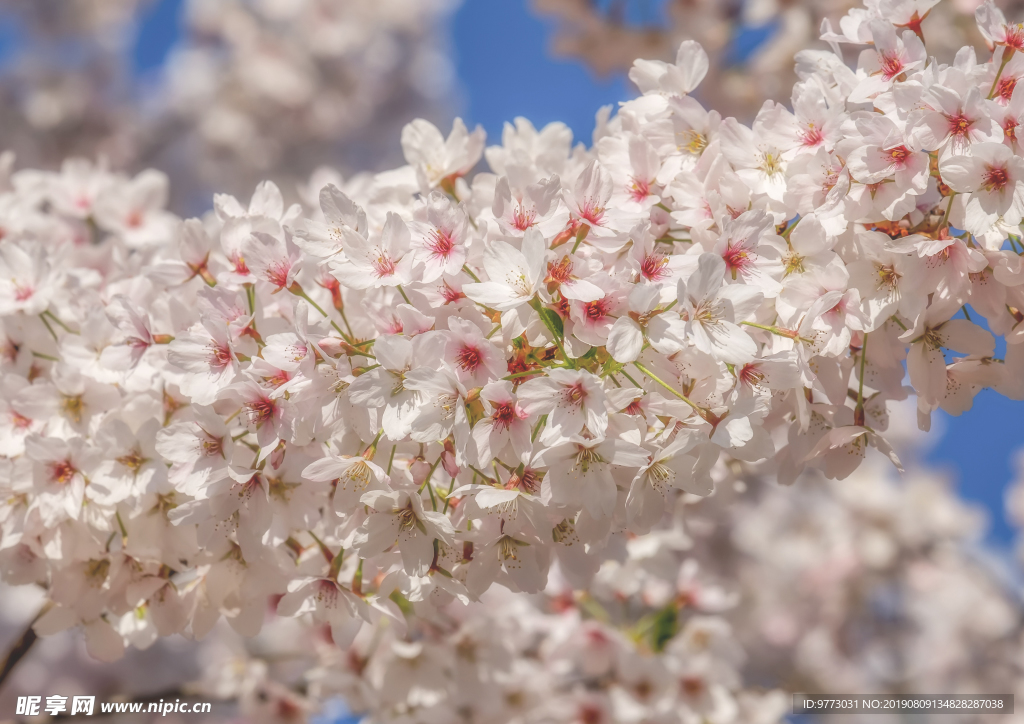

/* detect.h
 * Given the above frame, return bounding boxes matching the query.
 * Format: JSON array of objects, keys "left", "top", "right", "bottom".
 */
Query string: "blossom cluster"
[
  {"left": 533, "top": 0, "right": 1024, "bottom": 118},
  {"left": 1, "top": 0, "right": 1024, "bottom": 672}
]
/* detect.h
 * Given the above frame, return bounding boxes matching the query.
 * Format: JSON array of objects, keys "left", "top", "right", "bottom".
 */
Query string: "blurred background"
[{"left": 1, "top": 1, "right": 1023, "bottom": 722}]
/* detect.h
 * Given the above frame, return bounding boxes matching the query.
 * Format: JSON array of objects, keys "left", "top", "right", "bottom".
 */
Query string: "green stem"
[
  {"left": 289, "top": 283, "right": 350, "bottom": 341},
  {"left": 570, "top": 223, "right": 590, "bottom": 255},
  {"left": 43, "top": 310, "right": 74, "bottom": 334},
  {"left": 386, "top": 444, "right": 397, "bottom": 476},
  {"left": 531, "top": 414, "right": 547, "bottom": 443},
  {"left": 632, "top": 362, "right": 702, "bottom": 414},
  {"left": 741, "top": 321, "right": 800, "bottom": 339},
  {"left": 504, "top": 368, "right": 543, "bottom": 381},
  {"left": 528, "top": 297, "right": 571, "bottom": 366},
  {"left": 39, "top": 314, "right": 58, "bottom": 341},
  {"left": 442, "top": 477, "right": 456, "bottom": 513},
  {"left": 856, "top": 333, "right": 869, "bottom": 421},
  {"left": 940, "top": 192, "right": 956, "bottom": 229},
  {"left": 989, "top": 49, "right": 1013, "bottom": 99},
  {"left": 461, "top": 264, "right": 481, "bottom": 283}
]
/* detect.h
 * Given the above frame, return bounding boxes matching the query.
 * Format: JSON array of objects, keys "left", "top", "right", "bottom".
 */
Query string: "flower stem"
[
  {"left": 855, "top": 332, "right": 868, "bottom": 426},
  {"left": 289, "top": 282, "right": 351, "bottom": 342},
  {"left": 989, "top": 49, "right": 1013, "bottom": 99},
  {"left": 461, "top": 264, "right": 481, "bottom": 283},
  {"left": 632, "top": 362, "right": 702, "bottom": 415}
]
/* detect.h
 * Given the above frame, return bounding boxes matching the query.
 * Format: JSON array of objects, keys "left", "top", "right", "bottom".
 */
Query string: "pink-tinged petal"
[
  {"left": 939, "top": 155, "right": 984, "bottom": 192},
  {"left": 607, "top": 317, "right": 644, "bottom": 363},
  {"left": 937, "top": 319, "right": 996, "bottom": 356},
  {"left": 907, "top": 343, "right": 948, "bottom": 405}
]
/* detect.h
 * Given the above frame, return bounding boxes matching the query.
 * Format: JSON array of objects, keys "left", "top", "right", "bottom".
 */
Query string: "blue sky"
[
  {"left": 127, "top": 0, "right": 1021, "bottom": 546},
  {"left": 452, "top": 0, "right": 634, "bottom": 144}
]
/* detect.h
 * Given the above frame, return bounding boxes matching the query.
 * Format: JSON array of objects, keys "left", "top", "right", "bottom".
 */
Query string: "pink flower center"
[
  {"left": 946, "top": 113, "right": 973, "bottom": 140},
  {"left": 1005, "top": 23, "right": 1024, "bottom": 51},
  {"left": 385, "top": 316, "right": 403, "bottom": 334},
  {"left": 640, "top": 253, "right": 669, "bottom": 282},
  {"left": 738, "top": 363, "right": 766, "bottom": 388},
  {"left": 49, "top": 460, "right": 77, "bottom": 484},
  {"left": 126, "top": 209, "right": 144, "bottom": 229},
  {"left": 427, "top": 228, "right": 456, "bottom": 260},
  {"left": 628, "top": 177, "right": 651, "bottom": 202},
  {"left": 583, "top": 297, "right": 611, "bottom": 322},
  {"left": 11, "top": 412, "right": 31, "bottom": 429},
  {"left": 997, "top": 76, "right": 1018, "bottom": 103},
  {"left": 880, "top": 52, "right": 905, "bottom": 81},
  {"left": 578, "top": 198, "right": 605, "bottom": 225},
  {"left": 546, "top": 257, "right": 574, "bottom": 285},
  {"left": 455, "top": 345, "right": 483, "bottom": 372},
  {"left": 561, "top": 382, "right": 587, "bottom": 406},
  {"left": 200, "top": 432, "right": 223, "bottom": 457},
  {"left": 245, "top": 397, "right": 276, "bottom": 426},
  {"left": 13, "top": 284, "right": 33, "bottom": 302},
  {"left": 722, "top": 244, "right": 753, "bottom": 274},
  {"left": 1005, "top": 119, "right": 1019, "bottom": 142},
  {"left": 208, "top": 343, "right": 233, "bottom": 370},
  {"left": 440, "top": 280, "right": 464, "bottom": 304},
  {"left": 232, "top": 254, "right": 250, "bottom": 275},
  {"left": 886, "top": 145, "right": 912, "bottom": 169},
  {"left": 504, "top": 467, "right": 540, "bottom": 493},
  {"left": 512, "top": 204, "right": 536, "bottom": 231},
  {"left": 372, "top": 253, "right": 396, "bottom": 279},
  {"left": 983, "top": 165, "right": 1010, "bottom": 191},
  {"left": 265, "top": 260, "right": 292, "bottom": 288},
  {"left": 491, "top": 401, "right": 516, "bottom": 431},
  {"left": 801, "top": 125, "right": 825, "bottom": 147},
  {"left": 264, "top": 369, "right": 293, "bottom": 388}
]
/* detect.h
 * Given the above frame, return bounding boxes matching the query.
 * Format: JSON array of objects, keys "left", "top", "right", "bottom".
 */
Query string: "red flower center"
[
  {"left": 880, "top": 52, "right": 904, "bottom": 80},
  {"left": 722, "top": 244, "right": 753, "bottom": 274},
  {"left": 628, "top": 176, "right": 651, "bottom": 202},
  {"left": 265, "top": 260, "right": 292, "bottom": 288},
  {"left": 640, "top": 253, "right": 669, "bottom": 282},
  {"left": 1005, "top": 23, "right": 1024, "bottom": 51},
  {"left": 984, "top": 165, "right": 1010, "bottom": 191},
  {"left": 427, "top": 228, "right": 455, "bottom": 259},
  {"left": 546, "top": 256, "right": 574, "bottom": 285},
  {"left": 578, "top": 198, "right": 605, "bottom": 225},
  {"left": 455, "top": 345, "right": 483, "bottom": 372},
  {"left": 246, "top": 398, "right": 276, "bottom": 426},
  {"left": 372, "top": 253, "right": 396, "bottom": 279},
  {"left": 738, "top": 363, "right": 766, "bottom": 388},
  {"left": 512, "top": 205, "right": 536, "bottom": 231},
  {"left": 583, "top": 298, "right": 610, "bottom": 321},
  {"left": 208, "top": 343, "right": 233, "bottom": 370},
  {"left": 50, "top": 460, "right": 77, "bottom": 484},
  {"left": 947, "top": 113, "right": 972, "bottom": 138},
  {"left": 887, "top": 145, "right": 912, "bottom": 168},
  {"left": 562, "top": 383, "right": 586, "bottom": 405},
  {"left": 998, "top": 76, "right": 1018, "bottom": 102},
  {"left": 491, "top": 401, "right": 516, "bottom": 431},
  {"left": 801, "top": 125, "right": 825, "bottom": 147},
  {"left": 440, "top": 280, "right": 464, "bottom": 304}
]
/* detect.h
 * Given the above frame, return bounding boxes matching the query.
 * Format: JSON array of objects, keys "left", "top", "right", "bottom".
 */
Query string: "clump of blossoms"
[
  {"left": 0, "top": 0, "right": 1024, "bottom": 675},
  {"left": 532, "top": 0, "right": 1021, "bottom": 118}
]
